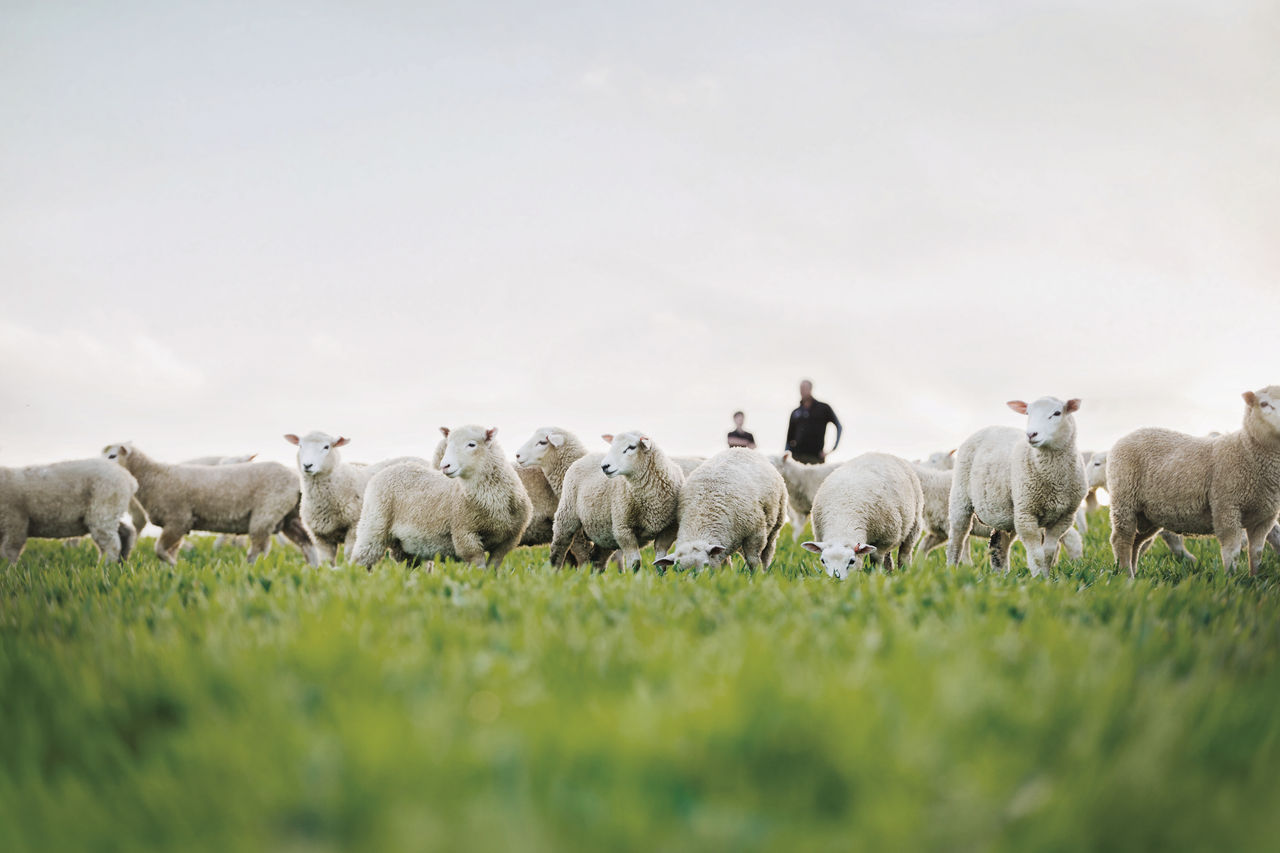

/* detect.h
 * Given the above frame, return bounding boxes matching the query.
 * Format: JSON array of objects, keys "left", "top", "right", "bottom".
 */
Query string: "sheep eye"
[
  {"left": 1052, "top": 411, "right": 1061, "bottom": 417},
  {"left": 108, "top": 454, "right": 116, "bottom": 459},
  {"left": 323, "top": 445, "right": 329, "bottom": 450},
  {"left": 467, "top": 442, "right": 477, "bottom": 448},
  {"left": 627, "top": 445, "right": 636, "bottom": 452},
  {"left": 538, "top": 439, "right": 547, "bottom": 446}
]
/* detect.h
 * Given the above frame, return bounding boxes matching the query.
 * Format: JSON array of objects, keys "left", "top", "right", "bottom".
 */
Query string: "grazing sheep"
[
  {"left": 102, "top": 443, "right": 317, "bottom": 565},
  {"left": 1, "top": 458, "right": 138, "bottom": 563},
  {"left": 947, "top": 397, "right": 1087, "bottom": 576},
  {"left": 285, "top": 431, "right": 423, "bottom": 564},
  {"left": 911, "top": 463, "right": 992, "bottom": 562},
  {"left": 653, "top": 448, "right": 788, "bottom": 572},
  {"left": 1108, "top": 387, "right": 1280, "bottom": 576},
  {"left": 351, "top": 426, "right": 532, "bottom": 570},
  {"left": 768, "top": 452, "right": 840, "bottom": 541},
  {"left": 801, "top": 453, "right": 923, "bottom": 578},
  {"left": 549, "top": 431, "right": 683, "bottom": 572}
]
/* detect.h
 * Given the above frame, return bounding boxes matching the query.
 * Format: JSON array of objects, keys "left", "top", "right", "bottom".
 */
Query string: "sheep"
[
  {"left": 768, "top": 452, "right": 840, "bottom": 541},
  {"left": 101, "top": 443, "right": 317, "bottom": 565},
  {"left": 911, "top": 463, "right": 992, "bottom": 562},
  {"left": 673, "top": 456, "right": 706, "bottom": 477},
  {"left": 1079, "top": 448, "right": 1198, "bottom": 564},
  {"left": 549, "top": 431, "right": 683, "bottom": 572},
  {"left": 947, "top": 397, "right": 1087, "bottom": 576},
  {"left": 1108, "top": 387, "right": 1280, "bottom": 576},
  {"left": 284, "top": 431, "right": 423, "bottom": 564},
  {"left": 351, "top": 426, "right": 532, "bottom": 570},
  {"left": 922, "top": 449, "right": 956, "bottom": 470},
  {"left": 119, "top": 452, "right": 258, "bottom": 539},
  {"left": 1, "top": 458, "right": 138, "bottom": 563},
  {"left": 512, "top": 427, "right": 597, "bottom": 565},
  {"left": 653, "top": 448, "right": 788, "bottom": 573},
  {"left": 801, "top": 453, "right": 923, "bottom": 578}
]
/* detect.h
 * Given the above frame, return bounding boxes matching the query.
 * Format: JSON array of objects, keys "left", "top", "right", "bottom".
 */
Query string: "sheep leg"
[
  {"left": 946, "top": 500, "right": 975, "bottom": 567},
  {"left": 760, "top": 529, "right": 781, "bottom": 572},
  {"left": 1075, "top": 504, "right": 1088, "bottom": 536},
  {"left": 129, "top": 497, "right": 149, "bottom": 533},
  {"left": 989, "top": 530, "right": 1013, "bottom": 573},
  {"left": 1156, "top": 530, "right": 1195, "bottom": 563},
  {"left": 1055, "top": 517, "right": 1083, "bottom": 563},
  {"left": 1245, "top": 522, "right": 1271, "bottom": 576},
  {"left": 245, "top": 525, "right": 273, "bottom": 563},
  {"left": 156, "top": 527, "right": 186, "bottom": 565},
  {"left": 1216, "top": 528, "right": 1245, "bottom": 574},
  {"left": 1109, "top": 505, "right": 1138, "bottom": 577},
  {"left": 0, "top": 511, "right": 28, "bottom": 563},
  {"left": 118, "top": 521, "right": 138, "bottom": 561},
  {"left": 484, "top": 535, "right": 520, "bottom": 572},
  {"left": 1268, "top": 524, "right": 1280, "bottom": 556},
  {"left": 280, "top": 515, "right": 319, "bottom": 566},
  {"left": 613, "top": 527, "right": 643, "bottom": 572},
  {"left": 654, "top": 523, "right": 679, "bottom": 559},
  {"left": 1085, "top": 490, "right": 1099, "bottom": 514},
  {"left": 915, "top": 531, "right": 945, "bottom": 560},
  {"left": 87, "top": 519, "right": 123, "bottom": 564},
  {"left": 1014, "top": 513, "right": 1047, "bottom": 576},
  {"left": 549, "top": 511, "right": 582, "bottom": 569},
  {"left": 788, "top": 506, "right": 808, "bottom": 542}
]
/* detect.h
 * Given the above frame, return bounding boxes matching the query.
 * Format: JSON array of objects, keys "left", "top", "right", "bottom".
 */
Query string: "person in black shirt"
[
  {"left": 786, "top": 379, "right": 841, "bottom": 464},
  {"left": 727, "top": 411, "right": 756, "bottom": 449}
]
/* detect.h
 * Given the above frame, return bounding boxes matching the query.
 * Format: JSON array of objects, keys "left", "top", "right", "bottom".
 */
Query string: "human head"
[
  {"left": 799, "top": 379, "right": 813, "bottom": 400},
  {"left": 733, "top": 411, "right": 745, "bottom": 428}
]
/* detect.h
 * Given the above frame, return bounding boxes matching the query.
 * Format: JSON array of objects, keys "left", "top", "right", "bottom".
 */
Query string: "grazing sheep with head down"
[
  {"left": 352, "top": 426, "right": 531, "bottom": 570},
  {"left": 1108, "top": 386, "right": 1280, "bottom": 576},
  {"left": 549, "top": 431, "right": 683, "bottom": 572},
  {"left": 802, "top": 452, "right": 923, "bottom": 578},
  {"left": 654, "top": 448, "right": 788, "bottom": 573},
  {"left": 947, "top": 397, "right": 1087, "bottom": 576},
  {"left": 101, "top": 443, "right": 315, "bottom": 565},
  {"left": 1, "top": 458, "right": 138, "bottom": 563}
]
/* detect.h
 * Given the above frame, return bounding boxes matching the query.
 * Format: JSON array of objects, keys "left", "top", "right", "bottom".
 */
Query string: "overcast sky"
[{"left": 2, "top": 0, "right": 1277, "bottom": 468}]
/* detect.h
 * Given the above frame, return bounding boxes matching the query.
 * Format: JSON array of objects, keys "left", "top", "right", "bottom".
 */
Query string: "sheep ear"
[
  {"left": 654, "top": 554, "right": 676, "bottom": 567},
  {"left": 246, "top": 454, "right": 257, "bottom": 461},
  {"left": 1244, "top": 391, "right": 1258, "bottom": 406},
  {"left": 333, "top": 437, "right": 351, "bottom": 448},
  {"left": 547, "top": 432, "right": 565, "bottom": 447},
  {"left": 1064, "top": 399, "right": 1081, "bottom": 414},
  {"left": 485, "top": 428, "right": 498, "bottom": 442},
  {"left": 639, "top": 436, "right": 652, "bottom": 450},
  {"left": 854, "top": 543, "right": 877, "bottom": 556},
  {"left": 782, "top": 451, "right": 793, "bottom": 462},
  {"left": 1007, "top": 400, "right": 1028, "bottom": 414},
  {"left": 440, "top": 427, "right": 450, "bottom": 438},
  {"left": 601, "top": 434, "right": 614, "bottom": 444},
  {"left": 119, "top": 444, "right": 130, "bottom": 457},
  {"left": 801, "top": 541, "right": 824, "bottom": 554},
  {"left": 284, "top": 434, "right": 300, "bottom": 445},
  {"left": 948, "top": 449, "right": 956, "bottom": 457},
  {"left": 708, "top": 545, "right": 726, "bottom": 557}
]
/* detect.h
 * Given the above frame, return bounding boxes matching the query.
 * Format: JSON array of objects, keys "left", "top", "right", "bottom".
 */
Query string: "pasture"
[{"left": 3, "top": 515, "right": 1280, "bottom": 852}]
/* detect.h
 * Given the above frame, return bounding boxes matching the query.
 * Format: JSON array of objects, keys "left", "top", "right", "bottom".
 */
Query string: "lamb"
[
  {"left": 1108, "top": 387, "right": 1280, "bottom": 576},
  {"left": 549, "top": 431, "right": 684, "bottom": 571},
  {"left": 351, "top": 426, "right": 532, "bottom": 570},
  {"left": 126, "top": 452, "right": 259, "bottom": 536},
  {"left": 947, "top": 397, "right": 1087, "bottom": 576},
  {"left": 801, "top": 453, "right": 923, "bottom": 578},
  {"left": 101, "top": 443, "right": 317, "bottom": 565},
  {"left": 512, "top": 427, "right": 596, "bottom": 565},
  {"left": 653, "top": 448, "right": 788, "bottom": 572},
  {"left": 911, "top": 463, "right": 992, "bottom": 562},
  {"left": 921, "top": 449, "right": 956, "bottom": 470},
  {"left": 1, "top": 458, "right": 138, "bottom": 563},
  {"left": 285, "top": 431, "right": 423, "bottom": 564},
  {"left": 768, "top": 452, "right": 840, "bottom": 540},
  {"left": 1080, "top": 449, "right": 1198, "bottom": 563}
]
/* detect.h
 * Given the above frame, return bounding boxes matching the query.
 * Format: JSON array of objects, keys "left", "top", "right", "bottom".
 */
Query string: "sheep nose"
[
  {"left": 1027, "top": 432, "right": 1038, "bottom": 440},
  {"left": 303, "top": 463, "right": 313, "bottom": 471},
  {"left": 601, "top": 464, "right": 610, "bottom": 473}
]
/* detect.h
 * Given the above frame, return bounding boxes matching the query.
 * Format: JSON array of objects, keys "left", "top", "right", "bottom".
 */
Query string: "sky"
[{"left": 2, "top": 0, "right": 1278, "bottom": 469}]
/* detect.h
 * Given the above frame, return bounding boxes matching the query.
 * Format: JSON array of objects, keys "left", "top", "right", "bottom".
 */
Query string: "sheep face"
[
  {"left": 600, "top": 431, "right": 652, "bottom": 478},
  {"left": 101, "top": 443, "right": 131, "bottom": 464},
  {"left": 440, "top": 425, "right": 497, "bottom": 479},
  {"left": 1087, "top": 451, "right": 1108, "bottom": 490},
  {"left": 924, "top": 450, "right": 956, "bottom": 470},
  {"left": 801, "top": 540, "right": 875, "bottom": 579},
  {"left": 1008, "top": 397, "right": 1080, "bottom": 450},
  {"left": 515, "top": 428, "right": 565, "bottom": 469},
  {"left": 286, "top": 432, "right": 348, "bottom": 476},
  {"left": 653, "top": 541, "right": 728, "bottom": 571},
  {"left": 1244, "top": 387, "right": 1280, "bottom": 439}
]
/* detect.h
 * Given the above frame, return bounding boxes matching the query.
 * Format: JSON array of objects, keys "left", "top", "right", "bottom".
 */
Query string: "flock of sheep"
[{"left": 3, "top": 385, "right": 1280, "bottom": 579}]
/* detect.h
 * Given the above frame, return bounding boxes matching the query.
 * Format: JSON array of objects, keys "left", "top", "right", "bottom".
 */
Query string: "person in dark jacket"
[
  {"left": 785, "top": 379, "right": 841, "bottom": 464},
  {"left": 727, "top": 411, "right": 756, "bottom": 449}
]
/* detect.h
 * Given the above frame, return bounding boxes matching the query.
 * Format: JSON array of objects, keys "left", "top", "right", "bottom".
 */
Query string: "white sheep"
[
  {"left": 549, "top": 431, "right": 683, "bottom": 572},
  {"left": 911, "top": 463, "right": 992, "bottom": 562},
  {"left": 653, "top": 448, "right": 788, "bottom": 572},
  {"left": 351, "top": 426, "right": 532, "bottom": 570},
  {"left": 947, "top": 397, "right": 1087, "bottom": 576},
  {"left": 102, "top": 443, "right": 317, "bottom": 565},
  {"left": 801, "top": 453, "right": 923, "bottom": 578},
  {"left": 768, "top": 452, "right": 840, "bottom": 541},
  {"left": 285, "top": 431, "right": 423, "bottom": 564},
  {"left": 1108, "top": 386, "right": 1280, "bottom": 576},
  {"left": 921, "top": 449, "right": 956, "bottom": 470},
  {"left": 1, "top": 458, "right": 138, "bottom": 563},
  {"left": 512, "top": 427, "right": 597, "bottom": 566},
  {"left": 1080, "top": 448, "right": 1198, "bottom": 563}
]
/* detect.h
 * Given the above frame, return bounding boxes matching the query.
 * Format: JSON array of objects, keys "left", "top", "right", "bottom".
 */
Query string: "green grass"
[{"left": 3, "top": 515, "right": 1280, "bottom": 852}]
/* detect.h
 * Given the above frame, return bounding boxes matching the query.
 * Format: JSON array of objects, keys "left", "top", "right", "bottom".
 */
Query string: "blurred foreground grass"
[{"left": 3, "top": 513, "right": 1280, "bottom": 852}]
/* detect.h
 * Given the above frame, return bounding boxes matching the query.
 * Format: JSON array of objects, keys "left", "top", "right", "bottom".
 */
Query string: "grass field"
[{"left": 3, "top": 514, "right": 1280, "bottom": 852}]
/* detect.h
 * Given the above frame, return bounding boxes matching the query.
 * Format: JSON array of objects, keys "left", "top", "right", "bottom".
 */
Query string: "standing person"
[
  {"left": 785, "top": 379, "right": 841, "bottom": 464},
  {"left": 727, "top": 411, "right": 756, "bottom": 449}
]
